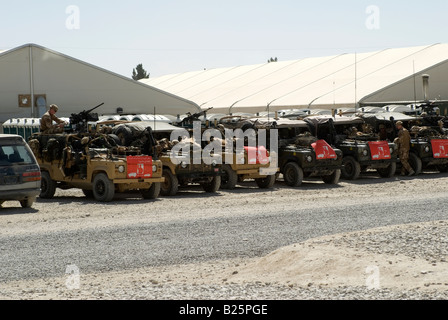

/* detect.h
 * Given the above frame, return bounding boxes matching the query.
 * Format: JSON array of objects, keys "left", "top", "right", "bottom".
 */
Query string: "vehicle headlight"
[
  {"left": 212, "top": 160, "right": 217, "bottom": 166},
  {"left": 363, "top": 149, "right": 368, "bottom": 156},
  {"left": 118, "top": 165, "right": 125, "bottom": 173},
  {"left": 425, "top": 146, "right": 430, "bottom": 153},
  {"left": 152, "top": 165, "right": 157, "bottom": 172},
  {"left": 181, "top": 161, "right": 188, "bottom": 168},
  {"left": 306, "top": 155, "right": 313, "bottom": 163},
  {"left": 390, "top": 148, "right": 394, "bottom": 154}
]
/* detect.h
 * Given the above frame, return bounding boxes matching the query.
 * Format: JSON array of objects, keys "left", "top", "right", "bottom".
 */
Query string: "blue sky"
[{"left": 1, "top": 0, "right": 448, "bottom": 78}]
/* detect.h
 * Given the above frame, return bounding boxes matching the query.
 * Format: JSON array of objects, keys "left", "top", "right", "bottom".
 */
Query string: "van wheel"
[
  {"left": 93, "top": 173, "right": 115, "bottom": 202},
  {"left": 220, "top": 164, "right": 237, "bottom": 190},
  {"left": 161, "top": 169, "right": 179, "bottom": 196},
  {"left": 322, "top": 169, "right": 341, "bottom": 184},
  {"left": 141, "top": 182, "right": 161, "bottom": 199},
  {"left": 20, "top": 197, "right": 35, "bottom": 209},
  {"left": 255, "top": 175, "right": 276, "bottom": 189},
  {"left": 201, "top": 176, "right": 221, "bottom": 193},
  {"left": 341, "top": 156, "right": 361, "bottom": 180},
  {"left": 40, "top": 171, "right": 56, "bottom": 199},
  {"left": 283, "top": 162, "right": 303, "bottom": 187}
]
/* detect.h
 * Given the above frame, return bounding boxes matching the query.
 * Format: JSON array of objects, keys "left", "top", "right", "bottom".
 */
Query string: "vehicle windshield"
[{"left": 0, "top": 144, "right": 35, "bottom": 166}]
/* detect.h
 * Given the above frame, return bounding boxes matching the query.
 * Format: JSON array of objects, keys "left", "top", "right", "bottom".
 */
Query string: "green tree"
[
  {"left": 268, "top": 57, "right": 278, "bottom": 63},
  {"left": 132, "top": 64, "right": 150, "bottom": 80}
]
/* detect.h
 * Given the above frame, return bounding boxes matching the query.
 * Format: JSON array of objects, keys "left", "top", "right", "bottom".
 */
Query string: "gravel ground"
[{"left": 0, "top": 171, "right": 448, "bottom": 300}]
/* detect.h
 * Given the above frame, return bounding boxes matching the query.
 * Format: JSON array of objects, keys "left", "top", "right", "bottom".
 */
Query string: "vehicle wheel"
[
  {"left": 409, "top": 153, "right": 422, "bottom": 176},
  {"left": 341, "top": 156, "right": 361, "bottom": 180},
  {"left": 255, "top": 175, "right": 276, "bottom": 189},
  {"left": 322, "top": 169, "right": 341, "bottom": 184},
  {"left": 201, "top": 176, "right": 221, "bottom": 193},
  {"left": 377, "top": 162, "right": 397, "bottom": 178},
  {"left": 82, "top": 189, "right": 94, "bottom": 198},
  {"left": 141, "top": 182, "right": 161, "bottom": 199},
  {"left": 20, "top": 197, "right": 35, "bottom": 209},
  {"left": 161, "top": 169, "right": 179, "bottom": 196},
  {"left": 40, "top": 171, "right": 56, "bottom": 199},
  {"left": 114, "top": 126, "right": 133, "bottom": 146},
  {"left": 92, "top": 173, "right": 115, "bottom": 202},
  {"left": 220, "top": 164, "right": 238, "bottom": 190},
  {"left": 283, "top": 162, "right": 303, "bottom": 187}
]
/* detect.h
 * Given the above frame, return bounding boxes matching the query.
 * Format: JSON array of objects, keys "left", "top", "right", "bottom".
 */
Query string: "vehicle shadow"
[
  {"left": 340, "top": 170, "right": 448, "bottom": 186},
  {"left": 0, "top": 205, "right": 39, "bottom": 215}
]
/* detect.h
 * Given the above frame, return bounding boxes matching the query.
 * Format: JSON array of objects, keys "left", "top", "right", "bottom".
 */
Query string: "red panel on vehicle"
[
  {"left": 368, "top": 141, "right": 391, "bottom": 160},
  {"left": 431, "top": 139, "right": 448, "bottom": 158},
  {"left": 311, "top": 140, "right": 337, "bottom": 160},
  {"left": 244, "top": 146, "right": 270, "bottom": 165},
  {"left": 127, "top": 156, "right": 153, "bottom": 179}
]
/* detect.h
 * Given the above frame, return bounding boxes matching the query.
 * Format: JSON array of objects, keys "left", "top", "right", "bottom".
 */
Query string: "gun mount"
[
  {"left": 68, "top": 102, "right": 104, "bottom": 133},
  {"left": 178, "top": 107, "right": 213, "bottom": 128}
]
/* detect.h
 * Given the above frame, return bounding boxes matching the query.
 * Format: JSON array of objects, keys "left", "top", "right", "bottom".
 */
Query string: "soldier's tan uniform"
[
  {"left": 395, "top": 121, "right": 414, "bottom": 176},
  {"left": 40, "top": 105, "right": 65, "bottom": 134}
]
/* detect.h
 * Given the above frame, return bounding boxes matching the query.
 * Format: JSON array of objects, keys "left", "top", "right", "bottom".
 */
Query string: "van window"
[{"left": 0, "top": 145, "right": 35, "bottom": 166}]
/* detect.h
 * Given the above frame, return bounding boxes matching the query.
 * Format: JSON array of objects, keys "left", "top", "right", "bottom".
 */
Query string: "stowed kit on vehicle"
[{"left": 27, "top": 104, "right": 164, "bottom": 202}]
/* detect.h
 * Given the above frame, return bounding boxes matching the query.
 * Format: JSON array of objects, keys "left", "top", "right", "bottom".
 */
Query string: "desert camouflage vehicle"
[
  {"left": 304, "top": 115, "right": 398, "bottom": 180},
  {"left": 231, "top": 117, "right": 343, "bottom": 187},
  {"left": 27, "top": 107, "right": 164, "bottom": 202},
  {"left": 110, "top": 121, "right": 222, "bottom": 196},
  {"left": 359, "top": 111, "right": 448, "bottom": 175},
  {"left": 175, "top": 113, "right": 279, "bottom": 190}
]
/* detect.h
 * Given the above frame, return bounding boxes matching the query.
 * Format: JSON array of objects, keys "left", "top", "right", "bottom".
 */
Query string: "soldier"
[
  {"left": 394, "top": 121, "right": 415, "bottom": 176},
  {"left": 40, "top": 104, "right": 67, "bottom": 134}
]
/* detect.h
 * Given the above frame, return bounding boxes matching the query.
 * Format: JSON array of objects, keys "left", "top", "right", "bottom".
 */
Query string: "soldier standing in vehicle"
[
  {"left": 40, "top": 104, "right": 66, "bottom": 134},
  {"left": 394, "top": 121, "right": 415, "bottom": 176}
]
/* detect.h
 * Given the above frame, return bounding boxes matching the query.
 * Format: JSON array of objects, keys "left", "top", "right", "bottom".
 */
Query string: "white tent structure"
[
  {"left": 0, "top": 44, "right": 200, "bottom": 123},
  {"left": 141, "top": 44, "right": 448, "bottom": 115}
]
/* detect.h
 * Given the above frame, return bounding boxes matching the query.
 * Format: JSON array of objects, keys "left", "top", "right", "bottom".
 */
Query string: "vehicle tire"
[
  {"left": 255, "top": 175, "right": 276, "bottom": 189},
  {"left": 377, "top": 162, "right": 397, "bottom": 178},
  {"left": 161, "top": 169, "right": 179, "bottom": 196},
  {"left": 92, "top": 173, "right": 115, "bottom": 202},
  {"left": 201, "top": 176, "right": 221, "bottom": 193},
  {"left": 341, "top": 156, "right": 361, "bottom": 180},
  {"left": 141, "top": 182, "right": 161, "bottom": 199},
  {"left": 409, "top": 153, "right": 422, "bottom": 176},
  {"left": 220, "top": 164, "right": 238, "bottom": 190},
  {"left": 322, "top": 169, "right": 341, "bottom": 184},
  {"left": 283, "top": 162, "right": 303, "bottom": 187},
  {"left": 40, "top": 171, "right": 56, "bottom": 199},
  {"left": 82, "top": 189, "right": 94, "bottom": 198},
  {"left": 20, "top": 197, "right": 35, "bottom": 209},
  {"left": 114, "top": 126, "right": 133, "bottom": 146}
]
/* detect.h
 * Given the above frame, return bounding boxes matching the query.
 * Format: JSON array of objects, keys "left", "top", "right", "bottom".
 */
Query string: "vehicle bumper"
[{"left": 0, "top": 188, "right": 40, "bottom": 201}]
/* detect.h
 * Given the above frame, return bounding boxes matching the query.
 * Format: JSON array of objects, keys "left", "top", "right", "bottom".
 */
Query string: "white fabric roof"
[{"left": 141, "top": 44, "right": 448, "bottom": 114}]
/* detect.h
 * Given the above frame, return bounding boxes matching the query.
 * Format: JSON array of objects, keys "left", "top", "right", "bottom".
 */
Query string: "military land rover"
[
  {"left": 110, "top": 121, "right": 222, "bottom": 196},
  {"left": 232, "top": 118, "right": 343, "bottom": 187},
  {"left": 28, "top": 106, "right": 164, "bottom": 202},
  {"left": 304, "top": 115, "right": 399, "bottom": 180},
  {"left": 360, "top": 111, "right": 448, "bottom": 175}
]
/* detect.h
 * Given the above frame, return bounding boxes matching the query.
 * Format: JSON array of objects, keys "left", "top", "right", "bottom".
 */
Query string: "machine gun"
[
  {"left": 179, "top": 107, "right": 213, "bottom": 128},
  {"left": 68, "top": 102, "right": 104, "bottom": 133}
]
